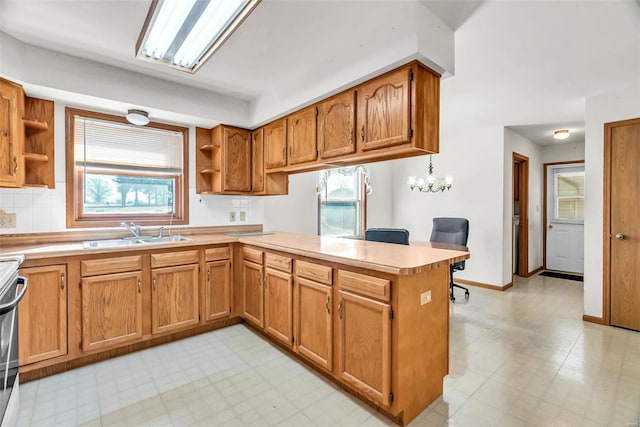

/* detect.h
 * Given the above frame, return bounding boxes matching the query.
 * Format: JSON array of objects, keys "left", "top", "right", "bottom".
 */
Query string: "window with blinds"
[
  {"left": 66, "top": 108, "right": 189, "bottom": 227},
  {"left": 555, "top": 171, "right": 585, "bottom": 220},
  {"left": 318, "top": 169, "right": 366, "bottom": 238}
]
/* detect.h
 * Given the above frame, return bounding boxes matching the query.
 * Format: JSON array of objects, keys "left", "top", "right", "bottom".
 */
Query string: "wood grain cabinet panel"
[
  {"left": 151, "top": 250, "right": 199, "bottom": 268},
  {"left": 81, "top": 271, "right": 143, "bottom": 352},
  {"left": 294, "top": 276, "right": 332, "bottom": 371},
  {"left": 317, "top": 90, "right": 356, "bottom": 159},
  {"left": 286, "top": 106, "right": 317, "bottom": 165},
  {"left": 222, "top": 126, "right": 252, "bottom": 192},
  {"left": 264, "top": 267, "right": 293, "bottom": 346},
  {"left": 204, "top": 260, "right": 231, "bottom": 322},
  {"left": 0, "top": 78, "right": 24, "bottom": 188},
  {"left": 357, "top": 67, "right": 411, "bottom": 151},
  {"left": 242, "top": 260, "right": 264, "bottom": 328},
  {"left": 251, "top": 128, "right": 265, "bottom": 192},
  {"left": 336, "top": 287, "right": 391, "bottom": 408},
  {"left": 18, "top": 264, "right": 67, "bottom": 365},
  {"left": 264, "top": 119, "right": 287, "bottom": 169},
  {"left": 151, "top": 264, "right": 199, "bottom": 334}
]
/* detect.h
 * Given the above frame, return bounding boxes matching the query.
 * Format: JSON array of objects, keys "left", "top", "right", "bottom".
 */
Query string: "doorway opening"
[{"left": 513, "top": 153, "right": 529, "bottom": 277}]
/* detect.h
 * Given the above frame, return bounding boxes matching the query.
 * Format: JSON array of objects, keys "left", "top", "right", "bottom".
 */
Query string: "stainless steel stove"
[{"left": 0, "top": 255, "right": 26, "bottom": 427}]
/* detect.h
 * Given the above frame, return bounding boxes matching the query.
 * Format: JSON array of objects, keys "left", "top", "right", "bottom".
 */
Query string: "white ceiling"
[{"left": 1, "top": 0, "right": 639, "bottom": 145}]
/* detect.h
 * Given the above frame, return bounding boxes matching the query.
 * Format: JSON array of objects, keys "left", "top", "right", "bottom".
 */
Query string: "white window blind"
[{"left": 74, "top": 116, "right": 183, "bottom": 172}]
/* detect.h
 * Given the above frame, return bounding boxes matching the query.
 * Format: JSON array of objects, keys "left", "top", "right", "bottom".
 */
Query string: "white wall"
[
  {"left": 503, "top": 128, "right": 544, "bottom": 282},
  {"left": 583, "top": 85, "right": 640, "bottom": 318},
  {"left": 541, "top": 141, "right": 585, "bottom": 164},
  {"left": 0, "top": 100, "right": 264, "bottom": 235}
]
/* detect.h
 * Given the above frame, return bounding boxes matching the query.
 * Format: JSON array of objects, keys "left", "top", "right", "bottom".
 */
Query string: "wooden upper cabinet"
[
  {"left": 286, "top": 106, "right": 317, "bottom": 165},
  {"left": 222, "top": 126, "right": 252, "bottom": 192},
  {"left": 251, "top": 128, "right": 265, "bottom": 192},
  {"left": 317, "top": 90, "right": 356, "bottom": 159},
  {"left": 18, "top": 264, "right": 67, "bottom": 365},
  {"left": 357, "top": 66, "right": 411, "bottom": 151},
  {"left": 264, "top": 119, "right": 287, "bottom": 170},
  {"left": 0, "top": 78, "right": 24, "bottom": 188}
]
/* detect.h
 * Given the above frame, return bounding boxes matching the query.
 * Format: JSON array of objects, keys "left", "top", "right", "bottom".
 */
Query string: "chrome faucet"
[{"left": 120, "top": 222, "right": 141, "bottom": 238}]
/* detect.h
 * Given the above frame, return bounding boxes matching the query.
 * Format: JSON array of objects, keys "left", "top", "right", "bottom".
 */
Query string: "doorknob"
[
  {"left": 616, "top": 233, "right": 625, "bottom": 240},
  {"left": 548, "top": 224, "right": 553, "bottom": 229}
]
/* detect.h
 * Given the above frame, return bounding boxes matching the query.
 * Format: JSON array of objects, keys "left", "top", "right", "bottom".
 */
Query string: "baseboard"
[
  {"left": 527, "top": 266, "right": 544, "bottom": 277},
  {"left": 456, "top": 278, "right": 512, "bottom": 292},
  {"left": 583, "top": 315, "right": 606, "bottom": 325}
]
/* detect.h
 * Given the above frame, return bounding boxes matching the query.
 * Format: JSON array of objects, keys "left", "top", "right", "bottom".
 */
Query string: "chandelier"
[{"left": 407, "top": 155, "right": 453, "bottom": 193}]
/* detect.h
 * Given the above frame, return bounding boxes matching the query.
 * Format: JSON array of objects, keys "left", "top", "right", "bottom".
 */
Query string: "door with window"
[{"left": 546, "top": 163, "right": 584, "bottom": 273}]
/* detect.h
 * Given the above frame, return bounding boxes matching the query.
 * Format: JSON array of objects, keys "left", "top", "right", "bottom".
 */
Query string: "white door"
[{"left": 546, "top": 164, "right": 584, "bottom": 273}]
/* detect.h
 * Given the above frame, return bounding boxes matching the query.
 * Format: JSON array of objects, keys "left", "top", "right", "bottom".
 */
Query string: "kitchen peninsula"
[{"left": 3, "top": 230, "right": 468, "bottom": 426}]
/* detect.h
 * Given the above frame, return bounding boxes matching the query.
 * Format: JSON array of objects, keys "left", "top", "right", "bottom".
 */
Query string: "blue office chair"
[
  {"left": 365, "top": 228, "right": 410, "bottom": 245},
  {"left": 430, "top": 218, "right": 469, "bottom": 302}
]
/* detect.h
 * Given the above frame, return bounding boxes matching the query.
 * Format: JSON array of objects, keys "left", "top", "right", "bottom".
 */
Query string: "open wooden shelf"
[
  {"left": 23, "top": 119, "right": 49, "bottom": 131},
  {"left": 23, "top": 153, "right": 49, "bottom": 162}
]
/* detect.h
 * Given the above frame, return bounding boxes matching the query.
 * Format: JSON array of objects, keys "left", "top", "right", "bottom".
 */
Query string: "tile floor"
[{"left": 18, "top": 274, "right": 640, "bottom": 427}]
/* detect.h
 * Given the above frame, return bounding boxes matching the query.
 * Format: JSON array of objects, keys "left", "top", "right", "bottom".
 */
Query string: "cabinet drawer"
[
  {"left": 338, "top": 270, "right": 390, "bottom": 302},
  {"left": 295, "top": 260, "right": 332, "bottom": 285},
  {"left": 205, "top": 246, "right": 230, "bottom": 261},
  {"left": 151, "top": 250, "right": 199, "bottom": 268},
  {"left": 242, "top": 247, "right": 263, "bottom": 264},
  {"left": 265, "top": 253, "right": 292, "bottom": 273},
  {"left": 81, "top": 255, "right": 143, "bottom": 277}
]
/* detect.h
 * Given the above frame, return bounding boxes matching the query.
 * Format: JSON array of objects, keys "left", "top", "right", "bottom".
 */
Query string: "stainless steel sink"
[{"left": 82, "top": 235, "right": 190, "bottom": 249}]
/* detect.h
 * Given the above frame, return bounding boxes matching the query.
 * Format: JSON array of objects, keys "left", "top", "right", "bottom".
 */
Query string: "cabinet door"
[
  {"left": 264, "top": 267, "right": 293, "bottom": 346},
  {"left": 152, "top": 264, "right": 199, "bottom": 334},
  {"left": 336, "top": 289, "right": 391, "bottom": 407},
  {"left": 287, "top": 106, "right": 317, "bottom": 165},
  {"left": 294, "top": 277, "right": 332, "bottom": 371},
  {"left": 251, "top": 128, "right": 264, "bottom": 192},
  {"left": 264, "top": 119, "right": 287, "bottom": 169},
  {"left": 81, "top": 271, "right": 143, "bottom": 352},
  {"left": 223, "top": 126, "right": 251, "bottom": 192},
  {"left": 242, "top": 260, "right": 264, "bottom": 327},
  {"left": 0, "top": 78, "right": 24, "bottom": 188},
  {"left": 357, "top": 67, "right": 411, "bottom": 151},
  {"left": 318, "top": 91, "right": 356, "bottom": 159},
  {"left": 204, "top": 260, "right": 231, "bottom": 322},
  {"left": 18, "top": 265, "right": 67, "bottom": 365}
]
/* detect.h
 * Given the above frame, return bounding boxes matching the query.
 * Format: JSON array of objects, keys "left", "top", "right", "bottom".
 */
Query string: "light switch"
[{"left": 420, "top": 290, "right": 431, "bottom": 305}]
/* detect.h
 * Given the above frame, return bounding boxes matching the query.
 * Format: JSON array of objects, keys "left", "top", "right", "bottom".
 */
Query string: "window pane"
[
  {"left": 557, "top": 197, "right": 584, "bottom": 220},
  {"left": 82, "top": 173, "right": 175, "bottom": 215},
  {"left": 554, "top": 170, "right": 585, "bottom": 220},
  {"left": 318, "top": 169, "right": 364, "bottom": 237},
  {"left": 556, "top": 172, "right": 584, "bottom": 197}
]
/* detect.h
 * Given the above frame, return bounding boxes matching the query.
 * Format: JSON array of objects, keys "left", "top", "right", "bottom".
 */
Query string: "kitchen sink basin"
[{"left": 82, "top": 235, "right": 190, "bottom": 249}]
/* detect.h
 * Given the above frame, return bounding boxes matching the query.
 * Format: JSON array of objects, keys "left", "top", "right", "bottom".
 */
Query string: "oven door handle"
[{"left": 0, "top": 276, "right": 28, "bottom": 316}]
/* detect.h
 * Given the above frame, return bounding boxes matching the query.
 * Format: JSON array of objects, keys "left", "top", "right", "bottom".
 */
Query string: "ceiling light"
[
  {"left": 553, "top": 129, "right": 570, "bottom": 140},
  {"left": 136, "top": 0, "right": 261, "bottom": 73},
  {"left": 125, "top": 109, "right": 150, "bottom": 126}
]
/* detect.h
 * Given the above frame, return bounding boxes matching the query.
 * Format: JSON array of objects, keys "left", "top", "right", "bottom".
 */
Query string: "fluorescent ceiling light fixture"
[
  {"left": 136, "top": 0, "right": 261, "bottom": 73},
  {"left": 126, "top": 109, "right": 150, "bottom": 126},
  {"left": 553, "top": 129, "right": 570, "bottom": 140}
]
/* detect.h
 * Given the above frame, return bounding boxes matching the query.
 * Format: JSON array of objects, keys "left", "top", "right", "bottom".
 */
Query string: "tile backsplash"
[{"left": 0, "top": 184, "right": 264, "bottom": 234}]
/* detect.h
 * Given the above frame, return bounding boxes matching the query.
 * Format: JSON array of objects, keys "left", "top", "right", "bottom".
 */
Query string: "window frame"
[
  {"left": 317, "top": 169, "right": 367, "bottom": 238},
  {"left": 553, "top": 170, "right": 585, "bottom": 223},
  {"left": 65, "top": 107, "right": 189, "bottom": 228}
]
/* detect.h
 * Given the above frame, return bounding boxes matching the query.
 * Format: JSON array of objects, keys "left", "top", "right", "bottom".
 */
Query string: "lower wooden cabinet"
[
  {"left": 335, "top": 288, "right": 391, "bottom": 408},
  {"left": 151, "top": 264, "right": 199, "bottom": 334},
  {"left": 81, "top": 271, "right": 143, "bottom": 352},
  {"left": 264, "top": 267, "right": 293, "bottom": 346},
  {"left": 294, "top": 277, "right": 332, "bottom": 371},
  {"left": 242, "top": 259, "right": 264, "bottom": 327},
  {"left": 204, "top": 259, "right": 231, "bottom": 322},
  {"left": 18, "top": 264, "right": 67, "bottom": 365}
]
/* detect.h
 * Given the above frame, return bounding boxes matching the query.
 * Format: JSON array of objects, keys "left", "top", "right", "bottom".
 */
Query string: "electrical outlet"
[
  {"left": 420, "top": 290, "right": 431, "bottom": 305},
  {"left": 239, "top": 211, "right": 246, "bottom": 221},
  {"left": 0, "top": 213, "right": 16, "bottom": 228},
  {"left": 229, "top": 211, "right": 236, "bottom": 222}
]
